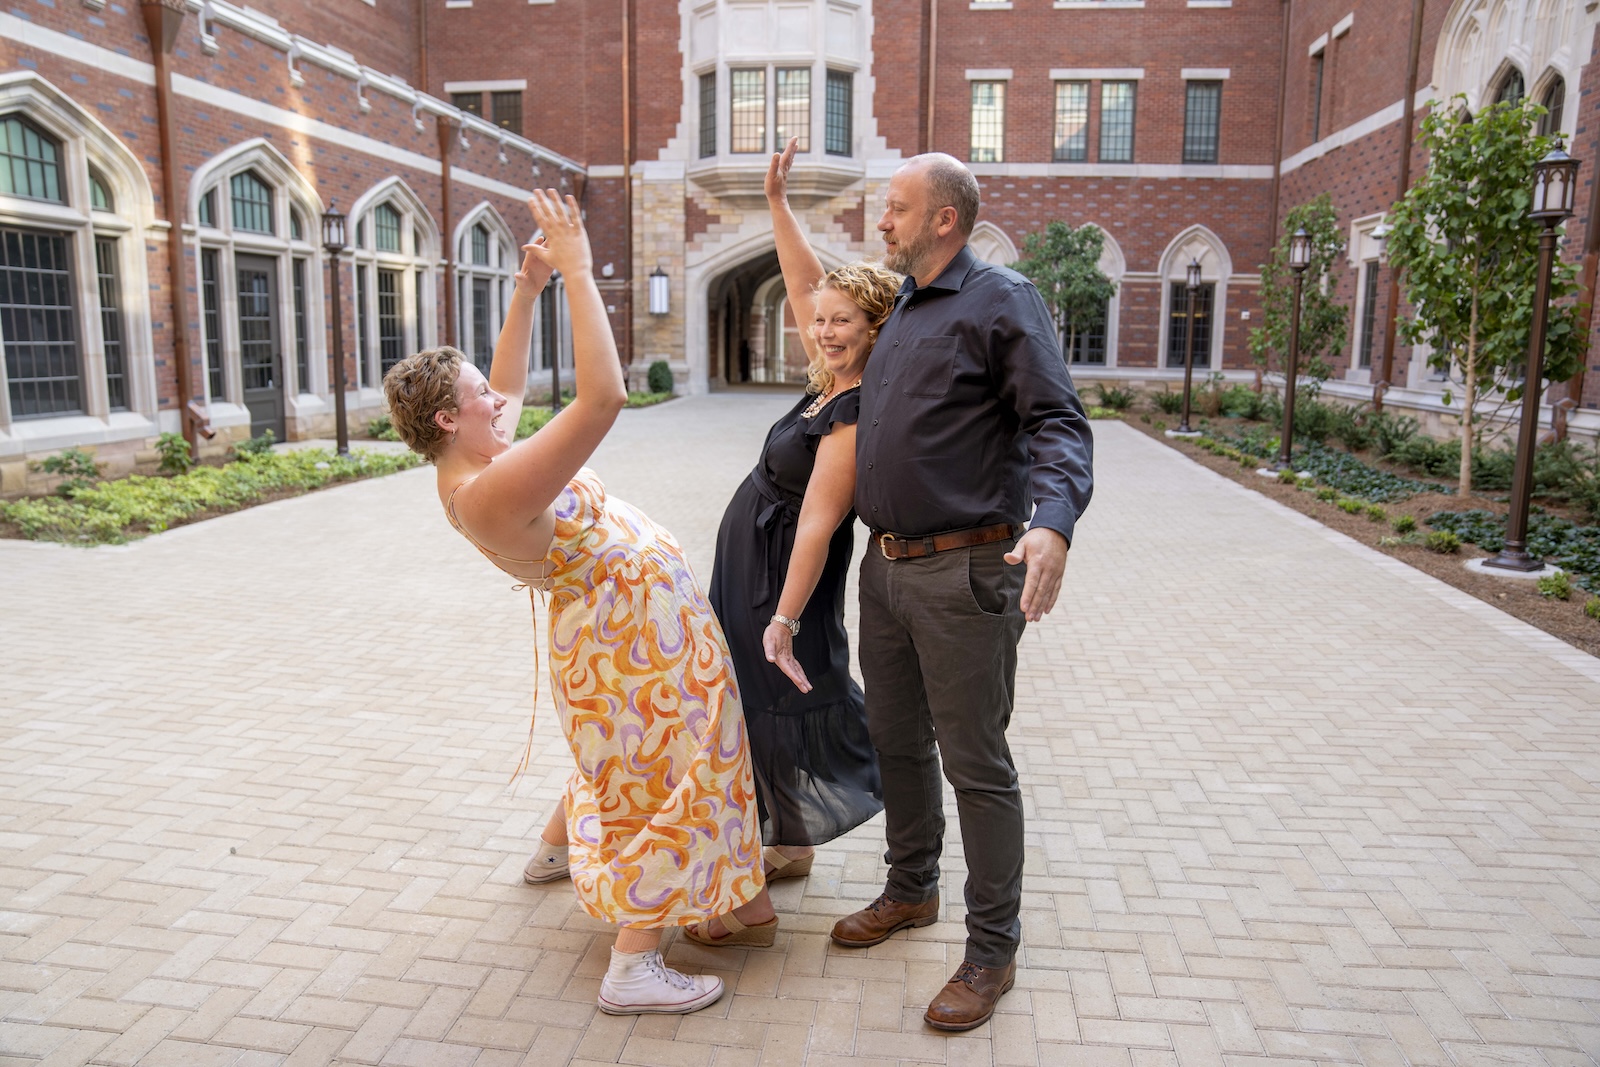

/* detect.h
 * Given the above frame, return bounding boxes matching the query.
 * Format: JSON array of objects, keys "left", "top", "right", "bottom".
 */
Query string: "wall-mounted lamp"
[{"left": 649, "top": 266, "right": 670, "bottom": 315}]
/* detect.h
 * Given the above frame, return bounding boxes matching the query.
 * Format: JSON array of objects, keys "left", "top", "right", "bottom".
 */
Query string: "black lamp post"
[
  {"left": 322, "top": 202, "right": 350, "bottom": 457},
  {"left": 1482, "top": 142, "right": 1581, "bottom": 572},
  {"left": 1176, "top": 258, "right": 1203, "bottom": 434},
  {"left": 1273, "top": 227, "right": 1313, "bottom": 471}
]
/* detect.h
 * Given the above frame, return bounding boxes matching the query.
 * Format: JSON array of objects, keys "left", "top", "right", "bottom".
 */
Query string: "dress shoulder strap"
[{"left": 445, "top": 480, "right": 549, "bottom": 566}]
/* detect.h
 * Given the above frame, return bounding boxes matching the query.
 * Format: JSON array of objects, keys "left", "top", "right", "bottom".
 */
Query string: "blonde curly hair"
[
  {"left": 806, "top": 262, "right": 903, "bottom": 396},
  {"left": 382, "top": 346, "right": 465, "bottom": 462}
]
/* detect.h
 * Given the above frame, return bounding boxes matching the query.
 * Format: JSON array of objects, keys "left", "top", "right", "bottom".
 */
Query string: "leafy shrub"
[
  {"left": 1330, "top": 405, "right": 1375, "bottom": 453},
  {"left": 646, "top": 359, "right": 674, "bottom": 394},
  {"left": 1586, "top": 596, "right": 1600, "bottom": 621},
  {"left": 1087, "top": 406, "right": 1122, "bottom": 419},
  {"left": 1537, "top": 569, "right": 1572, "bottom": 601},
  {"left": 1094, "top": 384, "right": 1136, "bottom": 411},
  {"left": 1365, "top": 504, "right": 1387, "bottom": 522},
  {"left": 1292, "top": 395, "right": 1341, "bottom": 444},
  {"left": 1370, "top": 412, "right": 1420, "bottom": 459},
  {"left": 0, "top": 447, "right": 420, "bottom": 545},
  {"left": 368, "top": 414, "right": 400, "bottom": 441},
  {"left": 625, "top": 391, "right": 675, "bottom": 408},
  {"left": 1211, "top": 436, "right": 1442, "bottom": 503},
  {"left": 155, "top": 432, "right": 193, "bottom": 475},
  {"left": 35, "top": 448, "right": 100, "bottom": 497},
  {"left": 1425, "top": 530, "right": 1461, "bottom": 554},
  {"left": 1337, "top": 498, "right": 1363, "bottom": 514},
  {"left": 1316, "top": 487, "right": 1338, "bottom": 503},
  {"left": 1276, "top": 468, "right": 1299, "bottom": 484},
  {"left": 233, "top": 429, "right": 276, "bottom": 457},
  {"left": 1427, "top": 508, "right": 1600, "bottom": 593},
  {"left": 1393, "top": 514, "right": 1418, "bottom": 534},
  {"left": 1219, "top": 385, "right": 1269, "bottom": 421},
  {"left": 1153, "top": 390, "right": 1184, "bottom": 414},
  {"left": 1296, "top": 474, "right": 1316, "bottom": 489},
  {"left": 1390, "top": 434, "right": 1460, "bottom": 478},
  {"left": 517, "top": 407, "right": 555, "bottom": 438},
  {"left": 1238, "top": 453, "right": 1256, "bottom": 469},
  {"left": 1151, "top": 418, "right": 1165, "bottom": 431}
]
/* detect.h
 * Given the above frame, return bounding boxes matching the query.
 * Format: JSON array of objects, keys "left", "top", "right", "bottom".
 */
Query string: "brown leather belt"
[{"left": 871, "top": 522, "right": 1025, "bottom": 560}]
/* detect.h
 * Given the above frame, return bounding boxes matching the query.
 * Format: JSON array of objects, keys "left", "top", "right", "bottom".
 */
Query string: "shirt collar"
[{"left": 903, "top": 245, "right": 978, "bottom": 301}]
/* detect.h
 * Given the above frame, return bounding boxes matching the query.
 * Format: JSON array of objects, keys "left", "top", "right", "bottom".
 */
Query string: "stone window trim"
[
  {"left": 349, "top": 177, "right": 440, "bottom": 397},
  {"left": 0, "top": 74, "right": 157, "bottom": 437},
  {"left": 453, "top": 202, "right": 518, "bottom": 373},
  {"left": 691, "top": 59, "right": 863, "bottom": 165},
  {"left": 1154, "top": 225, "right": 1233, "bottom": 376},
  {"left": 188, "top": 139, "right": 326, "bottom": 409}
]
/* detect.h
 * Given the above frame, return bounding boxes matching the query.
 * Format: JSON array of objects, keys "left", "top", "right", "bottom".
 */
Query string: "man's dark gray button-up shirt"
[{"left": 854, "top": 245, "right": 1094, "bottom": 544}]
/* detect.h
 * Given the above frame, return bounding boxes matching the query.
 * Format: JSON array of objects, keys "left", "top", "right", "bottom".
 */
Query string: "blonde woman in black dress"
[{"left": 686, "top": 138, "right": 902, "bottom": 946}]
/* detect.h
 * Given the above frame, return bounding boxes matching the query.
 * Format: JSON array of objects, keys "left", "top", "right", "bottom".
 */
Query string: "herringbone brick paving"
[{"left": 1, "top": 393, "right": 1597, "bottom": 1066}]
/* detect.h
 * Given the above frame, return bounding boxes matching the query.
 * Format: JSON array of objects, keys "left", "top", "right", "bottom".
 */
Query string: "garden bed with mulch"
[{"left": 1114, "top": 408, "right": 1600, "bottom": 660}]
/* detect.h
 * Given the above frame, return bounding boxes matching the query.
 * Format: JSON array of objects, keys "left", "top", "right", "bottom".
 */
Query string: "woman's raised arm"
[{"left": 766, "top": 138, "right": 827, "bottom": 364}]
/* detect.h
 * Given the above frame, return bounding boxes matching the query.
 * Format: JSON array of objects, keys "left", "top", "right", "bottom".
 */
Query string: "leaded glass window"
[
  {"left": 378, "top": 268, "right": 403, "bottom": 374},
  {"left": 201, "top": 248, "right": 223, "bottom": 398},
  {"left": 1053, "top": 82, "right": 1089, "bottom": 162},
  {"left": 1064, "top": 303, "right": 1108, "bottom": 366},
  {"left": 472, "top": 224, "right": 490, "bottom": 266},
  {"left": 731, "top": 69, "right": 766, "bottom": 153},
  {"left": 90, "top": 169, "right": 114, "bottom": 212},
  {"left": 293, "top": 258, "right": 310, "bottom": 392},
  {"left": 95, "top": 237, "right": 127, "bottom": 411},
  {"left": 471, "top": 277, "right": 492, "bottom": 368},
  {"left": 699, "top": 73, "right": 717, "bottom": 158},
  {"left": 375, "top": 203, "right": 401, "bottom": 253},
  {"left": 290, "top": 208, "right": 303, "bottom": 242},
  {"left": 356, "top": 264, "right": 370, "bottom": 387},
  {"left": 198, "top": 189, "right": 216, "bottom": 228},
  {"left": 1184, "top": 81, "right": 1222, "bottom": 164},
  {"left": 1099, "top": 82, "right": 1136, "bottom": 162},
  {"left": 452, "top": 92, "right": 483, "bottom": 117},
  {"left": 1494, "top": 68, "right": 1525, "bottom": 106},
  {"left": 1358, "top": 262, "right": 1380, "bottom": 369},
  {"left": 1166, "top": 282, "right": 1214, "bottom": 368},
  {"left": 969, "top": 82, "right": 1005, "bottom": 163},
  {"left": 492, "top": 91, "right": 522, "bottom": 135},
  {"left": 1310, "top": 52, "right": 1325, "bottom": 141},
  {"left": 825, "top": 70, "right": 852, "bottom": 156},
  {"left": 1, "top": 227, "right": 80, "bottom": 417},
  {"left": 1537, "top": 77, "right": 1565, "bottom": 137},
  {"left": 775, "top": 68, "right": 810, "bottom": 152},
  {"left": 230, "top": 171, "right": 273, "bottom": 234},
  {"left": 0, "top": 116, "right": 64, "bottom": 203}
]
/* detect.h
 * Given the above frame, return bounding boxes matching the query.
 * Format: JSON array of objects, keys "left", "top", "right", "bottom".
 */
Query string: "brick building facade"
[{"left": 1, "top": 0, "right": 1596, "bottom": 493}]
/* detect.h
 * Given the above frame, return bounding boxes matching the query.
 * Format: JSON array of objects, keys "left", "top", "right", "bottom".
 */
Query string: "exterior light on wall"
[
  {"left": 1484, "top": 142, "right": 1581, "bottom": 573},
  {"left": 649, "top": 267, "right": 670, "bottom": 315},
  {"left": 1273, "top": 228, "right": 1313, "bottom": 472},
  {"left": 321, "top": 201, "right": 351, "bottom": 457},
  {"left": 1370, "top": 219, "right": 1390, "bottom": 260}
]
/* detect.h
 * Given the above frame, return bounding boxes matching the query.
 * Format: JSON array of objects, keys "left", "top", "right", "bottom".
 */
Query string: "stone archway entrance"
[{"left": 703, "top": 250, "right": 809, "bottom": 388}]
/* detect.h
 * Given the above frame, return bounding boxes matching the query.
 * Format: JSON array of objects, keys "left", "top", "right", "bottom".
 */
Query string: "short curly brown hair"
[
  {"left": 383, "top": 346, "right": 465, "bottom": 462},
  {"left": 807, "top": 262, "right": 903, "bottom": 395}
]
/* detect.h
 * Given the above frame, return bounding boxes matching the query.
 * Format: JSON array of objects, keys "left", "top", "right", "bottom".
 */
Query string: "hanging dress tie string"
[{"left": 745, "top": 464, "right": 802, "bottom": 610}]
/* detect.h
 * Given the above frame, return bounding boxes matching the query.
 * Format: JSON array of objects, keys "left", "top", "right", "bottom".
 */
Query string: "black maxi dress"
[{"left": 708, "top": 389, "right": 883, "bottom": 848}]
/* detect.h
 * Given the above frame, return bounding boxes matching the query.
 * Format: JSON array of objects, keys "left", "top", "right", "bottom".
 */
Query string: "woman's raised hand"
[
  {"left": 514, "top": 236, "right": 555, "bottom": 295},
  {"left": 765, "top": 136, "right": 799, "bottom": 203},
  {"left": 524, "top": 190, "right": 592, "bottom": 278}
]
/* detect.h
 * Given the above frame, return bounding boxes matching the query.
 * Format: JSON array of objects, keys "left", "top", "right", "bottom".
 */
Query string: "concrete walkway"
[{"left": 2, "top": 394, "right": 1598, "bottom": 1067}]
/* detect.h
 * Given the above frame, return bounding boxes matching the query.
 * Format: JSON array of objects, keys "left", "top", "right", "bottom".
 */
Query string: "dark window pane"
[
  {"left": 90, "top": 169, "right": 114, "bottom": 212},
  {"left": 452, "top": 92, "right": 483, "bottom": 116},
  {"left": 1099, "top": 81, "right": 1136, "bottom": 162},
  {"left": 231, "top": 170, "right": 274, "bottom": 234},
  {"left": 1184, "top": 81, "right": 1221, "bottom": 164},
  {"left": 1, "top": 227, "right": 81, "bottom": 417},
  {"left": 970, "top": 81, "right": 1005, "bottom": 163},
  {"left": 730, "top": 69, "right": 766, "bottom": 153},
  {"left": 471, "top": 224, "right": 490, "bottom": 266},
  {"left": 1167, "top": 282, "right": 1214, "bottom": 368},
  {"left": 1054, "top": 81, "right": 1088, "bottom": 162},
  {"left": 236, "top": 266, "right": 274, "bottom": 391},
  {"left": 201, "top": 248, "right": 223, "bottom": 398},
  {"left": 1310, "top": 53, "right": 1324, "bottom": 141},
  {"left": 378, "top": 268, "right": 403, "bottom": 374},
  {"left": 290, "top": 208, "right": 303, "bottom": 242},
  {"left": 414, "top": 269, "right": 424, "bottom": 351},
  {"left": 699, "top": 72, "right": 717, "bottom": 157},
  {"left": 374, "top": 203, "right": 401, "bottom": 253},
  {"left": 95, "top": 237, "right": 127, "bottom": 411},
  {"left": 472, "top": 277, "right": 492, "bottom": 368},
  {"left": 356, "top": 264, "right": 369, "bottom": 387},
  {"left": 1064, "top": 300, "right": 1108, "bottom": 365},
  {"left": 825, "top": 70, "right": 852, "bottom": 156},
  {"left": 293, "top": 258, "right": 310, "bottom": 392},
  {"left": 0, "top": 116, "right": 64, "bottom": 203},
  {"left": 492, "top": 91, "right": 522, "bottom": 135},
  {"left": 198, "top": 189, "right": 216, "bottom": 228},
  {"left": 775, "top": 68, "right": 810, "bottom": 152},
  {"left": 1358, "top": 261, "right": 1380, "bottom": 369},
  {"left": 1537, "top": 77, "right": 1565, "bottom": 137},
  {"left": 1494, "top": 67, "right": 1524, "bottom": 105}
]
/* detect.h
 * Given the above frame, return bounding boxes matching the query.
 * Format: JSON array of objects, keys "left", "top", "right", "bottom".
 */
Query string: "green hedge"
[{"left": 1, "top": 447, "right": 419, "bottom": 546}]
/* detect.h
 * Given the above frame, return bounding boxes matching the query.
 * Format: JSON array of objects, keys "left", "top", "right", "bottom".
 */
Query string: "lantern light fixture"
[
  {"left": 649, "top": 266, "right": 670, "bottom": 316},
  {"left": 1288, "top": 227, "right": 1312, "bottom": 273},
  {"left": 1530, "top": 141, "right": 1579, "bottom": 222},
  {"left": 321, "top": 201, "right": 348, "bottom": 254}
]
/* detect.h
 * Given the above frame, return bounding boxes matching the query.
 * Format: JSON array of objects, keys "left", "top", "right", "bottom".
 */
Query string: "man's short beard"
[{"left": 884, "top": 217, "right": 937, "bottom": 278}]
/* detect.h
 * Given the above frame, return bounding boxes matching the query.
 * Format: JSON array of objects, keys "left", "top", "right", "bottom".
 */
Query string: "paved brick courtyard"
[{"left": 3, "top": 393, "right": 1599, "bottom": 1067}]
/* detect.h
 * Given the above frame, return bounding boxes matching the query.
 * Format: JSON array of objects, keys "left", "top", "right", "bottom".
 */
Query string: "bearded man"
[{"left": 831, "top": 153, "right": 1095, "bottom": 1030}]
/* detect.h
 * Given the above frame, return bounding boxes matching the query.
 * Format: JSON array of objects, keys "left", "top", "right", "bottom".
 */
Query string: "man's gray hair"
[{"left": 904, "top": 153, "right": 981, "bottom": 237}]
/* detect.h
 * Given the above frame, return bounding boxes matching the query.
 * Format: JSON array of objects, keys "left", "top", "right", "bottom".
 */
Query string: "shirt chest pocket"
[{"left": 900, "top": 336, "right": 958, "bottom": 399}]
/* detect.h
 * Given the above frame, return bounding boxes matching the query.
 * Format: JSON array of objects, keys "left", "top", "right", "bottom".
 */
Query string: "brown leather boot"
[
  {"left": 829, "top": 893, "right": 940, "bottom": 948},
  {"left": 923, "top": 959, "right": 1016, "bottom": 1031}
]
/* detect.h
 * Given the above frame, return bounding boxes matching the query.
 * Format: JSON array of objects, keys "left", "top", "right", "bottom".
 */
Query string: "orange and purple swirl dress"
[{"left": 450, "top": 467, "right": 764, "bottom": 927}]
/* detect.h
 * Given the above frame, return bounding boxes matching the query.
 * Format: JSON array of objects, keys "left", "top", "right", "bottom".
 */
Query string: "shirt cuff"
[{"left": 1028, "top": 504, "right": 1077, "bottom": 547}]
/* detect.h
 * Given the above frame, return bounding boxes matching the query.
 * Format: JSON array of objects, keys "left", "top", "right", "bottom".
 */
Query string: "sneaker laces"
[{"left": 641, "top": 951, "right": 695, "bottom": 991}]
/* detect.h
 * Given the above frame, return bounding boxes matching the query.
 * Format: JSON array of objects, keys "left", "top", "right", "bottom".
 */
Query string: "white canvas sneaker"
[
  {"left": 597, "top": 948, "right": 724, "bottom": 1015},
  {"left": 522, "top": 841, "right": 569, "bottom": 884}
]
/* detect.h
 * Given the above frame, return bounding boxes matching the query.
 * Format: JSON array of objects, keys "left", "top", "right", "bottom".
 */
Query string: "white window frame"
[{"left": 348, "top": 179, "right": 439, "bottom": 394}]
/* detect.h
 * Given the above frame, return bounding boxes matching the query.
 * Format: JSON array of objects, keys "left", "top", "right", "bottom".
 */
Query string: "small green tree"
[
  {"left": 1386, "top": 95, "right": 1583, "bottom": 496},
  {"left": 1250, "top": 194, "right": 1348, "bottom": 392},
  {"left": 1012, "top": 221, "right": 1117, "bottom": 361}
]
